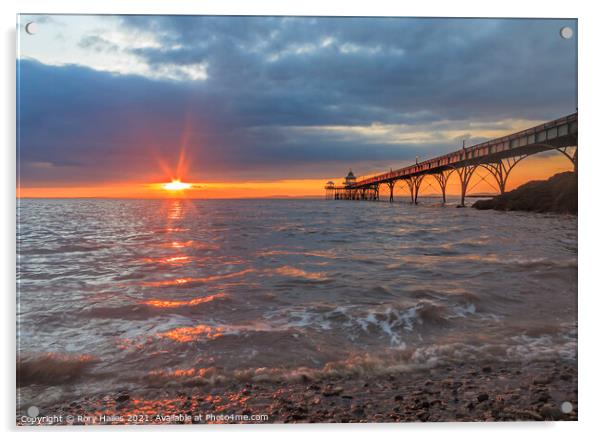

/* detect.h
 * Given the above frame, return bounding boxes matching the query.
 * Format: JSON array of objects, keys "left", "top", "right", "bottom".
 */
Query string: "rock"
[
  {"left": 394, "top": 394, "right": 404, "bottom": 402},
  {"left": 517, "top": 410, "right": 544, "bottom": 421},
  {"left": 472, "top": 171, "right": 577, "bottom": 214},
  {"left": 416, "top": 410, "right": 429, "bottom": 422},
  {"left": 322, "top": 386, "right": 343, "bottom": 397},
  {"left": 533, "top": 377, "right": 551, "bottom": 386},
  {"left": 351, "top": 406, "right": 365, "bottom": 418},
  {"left": 482, "top": 366, "right": 492, "bottom": 373},
  {"left": 441, "top": 379, "right": 453, "bottom": 388},
  {"left": 477, "top": 393, "right": 489, "bottom": 403},
  {"left": 115, "top": 394, "right": 130, "bottom": 403},
  {"left": 540, "top": 404, "right": 563, "bottom": 420}
]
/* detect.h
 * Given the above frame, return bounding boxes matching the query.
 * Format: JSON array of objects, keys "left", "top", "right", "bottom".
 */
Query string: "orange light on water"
[
  {"left": 143, "top": 293, "right": 226, "bottom": 308},
  {"left": 164, "top": 256, "right": 190, "bottom": 263},
  {"left": 162, "top": 179, "right": 191, "bottom": 191},
  {"left": 159, "top": 324, "right": 225, "bottom": 343}
]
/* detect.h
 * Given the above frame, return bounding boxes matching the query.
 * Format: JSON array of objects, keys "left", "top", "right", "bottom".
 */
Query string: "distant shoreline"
[{"left": 13, "top": 194, "right": 499, "bottom": 201}]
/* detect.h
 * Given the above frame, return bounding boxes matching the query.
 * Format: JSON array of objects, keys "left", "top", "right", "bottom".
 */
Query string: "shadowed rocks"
[{"left": 472, "top": 172, "right": 577, "bottom": 214}]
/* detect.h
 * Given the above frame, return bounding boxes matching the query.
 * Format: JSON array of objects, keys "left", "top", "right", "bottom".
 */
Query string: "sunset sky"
[{"left": 17, "top": 16, "right": 577, "bottom": 198}]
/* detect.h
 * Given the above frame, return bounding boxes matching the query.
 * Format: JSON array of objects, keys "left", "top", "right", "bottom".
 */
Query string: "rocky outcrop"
[{"left": 472, "top": 172, "right": 577, "bottom": 214}]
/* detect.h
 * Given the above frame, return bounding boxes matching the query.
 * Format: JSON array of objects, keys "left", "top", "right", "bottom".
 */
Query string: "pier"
[{"left": 325, "top": 113, "right": 577, "bottom": 206}]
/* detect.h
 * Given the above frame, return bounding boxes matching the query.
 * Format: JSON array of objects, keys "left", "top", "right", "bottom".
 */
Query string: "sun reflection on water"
[
  {"left": 159, "top": 324, "right": 226, "bottom": 343},
  {"left": 140, "top": 269, "right": 254, "bottom": 287},
  {"left": 143, "top": 293, "right": 227, "bottom": 308}
]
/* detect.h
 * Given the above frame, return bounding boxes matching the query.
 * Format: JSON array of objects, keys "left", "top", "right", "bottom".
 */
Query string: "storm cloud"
[{"left": 17, "top": 16, "right": 577, "bottom": 185}]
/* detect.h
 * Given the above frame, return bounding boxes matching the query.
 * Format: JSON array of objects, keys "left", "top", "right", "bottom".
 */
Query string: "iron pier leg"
[
  {"left": 414, "top": 175, "right": 424, "bottom": 205},
  {"left": 456, "top": 165, "right": 478, "bottom": 207},
  {"left": 407, "top": 175, "right": 425, "bottom": 205},
  {"left": 434, "top": 170, "right": 453, "bottom": 204}
]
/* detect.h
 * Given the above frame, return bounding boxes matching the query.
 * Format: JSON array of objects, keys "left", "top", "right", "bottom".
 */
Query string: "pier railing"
[{"left": 325, "top": 112, "right": 577, "bottom": 206}]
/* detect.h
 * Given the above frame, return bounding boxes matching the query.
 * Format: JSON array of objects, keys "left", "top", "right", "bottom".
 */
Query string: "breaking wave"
[
  {"left": 140, "top": 329, "right": 577, "bottom": 389},
  {"left": 17, "top": 352, "right": 99, "bottom": 387}
]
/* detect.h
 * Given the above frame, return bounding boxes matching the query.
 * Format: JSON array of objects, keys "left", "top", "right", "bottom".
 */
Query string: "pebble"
[
  {"left": 25, "top": 360, "right": 577, "bottom": 425},
  {"left": 477, "top": 393, "right": 489, "bottom": 403},
  {"left": 322, "top": 386, "right": 343, "bottom": 397},
  {"left": 540, "top": 404, "right": 563, "bottom": 419}
]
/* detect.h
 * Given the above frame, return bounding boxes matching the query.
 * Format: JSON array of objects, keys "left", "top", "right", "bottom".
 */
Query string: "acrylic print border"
[{"left": 9, "top": 3, "right": 580, "bottom": 434}]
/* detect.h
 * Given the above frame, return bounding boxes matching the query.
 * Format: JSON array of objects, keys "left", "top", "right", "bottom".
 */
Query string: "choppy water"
[{"left": 17, "top": 198, "right": 577, "bottom": 410}]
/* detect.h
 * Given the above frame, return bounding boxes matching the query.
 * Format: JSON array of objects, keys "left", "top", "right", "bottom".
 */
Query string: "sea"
[{"left": 16, "top": 197, "right": 578, "bottom": 411}]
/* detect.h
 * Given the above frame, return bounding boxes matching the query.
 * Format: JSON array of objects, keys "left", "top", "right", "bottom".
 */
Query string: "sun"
[{"left": 162, "top": 179, "right": 191, "bottom": 191}]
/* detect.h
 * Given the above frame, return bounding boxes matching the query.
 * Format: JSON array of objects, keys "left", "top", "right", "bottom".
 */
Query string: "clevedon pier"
[{"left": 324, "top": 113, "right": 577, "bottom": 206}]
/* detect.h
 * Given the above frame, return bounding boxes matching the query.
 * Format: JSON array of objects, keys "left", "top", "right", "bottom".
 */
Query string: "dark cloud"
[{"left": 18, "top": 17, "right": 577, "bottom": 185}]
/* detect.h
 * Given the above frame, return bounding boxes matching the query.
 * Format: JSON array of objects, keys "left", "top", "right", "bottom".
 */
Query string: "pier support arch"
[
  {"left": 481, "top": 156, "right": 527, "bottom": 195},
  {"left": 433, "top": 170, "right": 454, "bottom": 203},
  {"left": 407, "top": 175, "right": 425, "bottom": 204},
  {"left": 554, "top": 145, "right": 578, "bottom": 172},
  {"left": 386, "top": 180, "right": 395, "bottom": 203},
  {"left": 455, "top": 165, "right": 478, "bottom": 207},
  {"left": 531, "top": 143, "right": 577, "bottom": 173}
]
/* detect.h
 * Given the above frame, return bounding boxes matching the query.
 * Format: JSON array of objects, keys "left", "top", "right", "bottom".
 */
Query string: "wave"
[
  {"left": 121, "top": 299, "right": 462, "bottom": 348},
  {"left": 17, "top": 352, "right": 99, "bottom": 387},
  {"left": 83, "top": 293, "right": 231, "bottom": 320},
  {"left": 156, "top": 321, "right": 275, "bottom": 343},
  {"left": 139, "top": 269, "right": 254, "bottom": 288},
  {"left": 263, "top": 299, "right": 476, "bottom": 346},
  {"left": 19, "top": 244, "right": 107, "bottom": 255},
  {"left": 481, "top": 256, "right": 577, "bottom": 269},
  {"left": 139, "top": 330, "right": 577, "bottom": 388},
  {"left": 143, "top": 293, "right": 228, "bottom": 309},
  {"left": 257, "top": 249, "right": 338, "bottom": 259},
  {"left": 269, "top": 266, "right": 330, "bottom": 282}
]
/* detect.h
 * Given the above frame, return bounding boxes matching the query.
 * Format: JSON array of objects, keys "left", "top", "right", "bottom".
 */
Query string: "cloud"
[
  {"left": 78, "top": 35, "right": 119, "bottom": 53},
  {"left": 17, "top": 16, "right": 577, "bottom": 185}
]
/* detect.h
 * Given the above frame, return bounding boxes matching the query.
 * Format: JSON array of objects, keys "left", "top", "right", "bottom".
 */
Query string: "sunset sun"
[{"left": 162, "top": 179, "right": 191, "bottom": 191}]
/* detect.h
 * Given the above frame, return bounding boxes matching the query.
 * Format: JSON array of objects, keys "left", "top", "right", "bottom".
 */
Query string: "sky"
[{"left": 17, "top": 15, "right": 577, "bottom": 198}]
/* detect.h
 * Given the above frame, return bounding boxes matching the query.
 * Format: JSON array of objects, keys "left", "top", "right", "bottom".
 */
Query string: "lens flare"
[{"left": 162, "top": 179, "right": 191, "bottom": 191}]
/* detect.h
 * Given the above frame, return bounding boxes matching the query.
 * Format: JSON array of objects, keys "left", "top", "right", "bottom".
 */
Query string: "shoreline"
[{"left": 18, "top": 358, "right": 577, "bottom": 425}]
